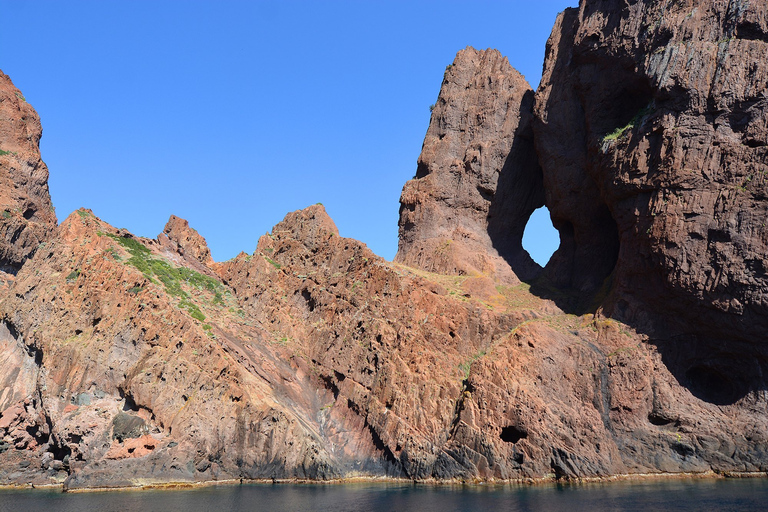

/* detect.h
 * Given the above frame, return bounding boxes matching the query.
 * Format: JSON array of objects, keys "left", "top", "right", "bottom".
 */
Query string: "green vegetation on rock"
[
  {"left": 104, "top": 233, "right": 222, "bottom": 322},
  {"left": 603, "top": 105, "right": 653, "bottom": 143}
]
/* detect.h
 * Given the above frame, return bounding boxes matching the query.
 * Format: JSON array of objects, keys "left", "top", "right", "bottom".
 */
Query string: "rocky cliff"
[
  {"left": 396, "top": 47, "right": 543, "bottom": 284},
  {"left": 534, "top": 0, "right": 768, "bottom": 404},
  {"left": 0, "top": 72, "right": 57, "bottom": 274},
  {"left": 1, "top": 0, "right": 767, "bottom": 490}
]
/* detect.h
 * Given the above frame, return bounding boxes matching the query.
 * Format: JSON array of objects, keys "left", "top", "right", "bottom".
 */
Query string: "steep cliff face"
[
  {"left": 535, "top": 0, "right": 768, "bottom": 403},
  {"left": 1, "top": 0, "right": 768, "bottom": 488},
  {"left": 397, "top": 47, "right": 543, "bottom": 284},
  {"left": 0, "top": 72, "right": 57, "bottom": 273},
  {"left": 4, "top": 203, "right": 766, "bottom": 486},
  {"left": 0, "top": 208, "right": 349, "bottom": 487}
]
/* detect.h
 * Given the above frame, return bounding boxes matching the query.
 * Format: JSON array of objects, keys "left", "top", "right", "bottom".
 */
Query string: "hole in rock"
[
  {"left": 521, "top": 207, "right": 559, "bottom": 267},
  {"left": 500, "top": 425, "right": 528, "bottom": 444},
  {"left": 301, "top": 289, "right": 316, "bottom": 312},
  {"left": 119, "top": 388, "right": 140, "bottom": 412},
  {"left": 49, "top": 442, "right": 71, "bottom": 461},
  {"left": 685, "top": 365, "right": 740, "bottom": 406},
  {"left": 647, "top": 412, "right": 674, "bottom": 426}
]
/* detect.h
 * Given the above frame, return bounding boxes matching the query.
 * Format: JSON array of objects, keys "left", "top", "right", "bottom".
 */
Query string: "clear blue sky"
[{"left": 1, "top": 1, "right": 572, "bottom": 264}]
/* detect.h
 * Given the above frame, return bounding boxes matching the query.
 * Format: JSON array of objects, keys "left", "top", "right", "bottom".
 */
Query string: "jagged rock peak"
[
  {"left": 269, "top": 204, "right": 339, "bottom": 248},
  {"left": 158, "top": 214, "right": 214, "bottom": 266},
  {"left": 0, "top": 71, "right": 57, "bottom": 273},
  {"left": 396, "top": 46, "right": 544, "bottom": 283}
]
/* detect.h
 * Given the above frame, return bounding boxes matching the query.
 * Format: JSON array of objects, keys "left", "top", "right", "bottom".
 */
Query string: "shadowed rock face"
[
  {"left": 534, "top": 0, "right": 768, "bottom": 402},
  {"left": 0, "top": 72, "right": 57, "bottom": 273},
  {"left": 397, "top": 47, "right": 544, "bottom": 284}
]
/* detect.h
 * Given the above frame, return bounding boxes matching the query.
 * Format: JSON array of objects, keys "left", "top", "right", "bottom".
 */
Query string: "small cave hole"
[
  {"left": 49, "top": 442, "right": 71, "bottom": 461},
  {"left": 500, "top": 425, "right": 528, "bottom": 444},
  {"left": 119, "top": 388, "right": 140, "bottom": 412},
  {"left": 301, "top": 289, "right": 316, "bottom": 312},
  {"left": 22, "top": 208, "right": 35, "bottom": 220},
  {"left": 522, "top": 206, "right": 559, "bottom": 267},
  {"left": 414, "top": 161, "right": 429, "bottom": 179},
  {"left": 647, "top": 412, "right": 674, "bottom": 426},
  {"left": 685, "top": 365, "right": 739, "bottom": 405}
]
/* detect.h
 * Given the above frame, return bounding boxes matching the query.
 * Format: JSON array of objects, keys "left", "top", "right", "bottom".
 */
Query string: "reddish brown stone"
[
  {"left": 534, "top": 0, "right": 768, "bottom": 400},
  {"left": 158, "top": 214, "right": 214, "bottom": 268},
  {"left": 396, "top": 47, "right": 543, "bottom": 283},
  {"left": 0, "top": 72, "right": 56, "bottom": 273},
  {"left": 1, "top": 2, "right": 768, "bottom": 487}
]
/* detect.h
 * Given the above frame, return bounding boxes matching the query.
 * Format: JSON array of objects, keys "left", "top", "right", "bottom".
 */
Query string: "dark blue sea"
[{"left": 1, "top": 478, "right": 766, "bottom": 512}]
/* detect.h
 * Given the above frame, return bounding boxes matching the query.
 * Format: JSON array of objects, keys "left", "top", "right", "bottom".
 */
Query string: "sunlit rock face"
[
  {"left": 396, "top": 47, "right": 544, "bottom": 285},
  {"left": 1, "top": 0, "right": 768, "bottom": 488},
  {"left": 0, "top": 72, "right": 57, "bottom": 273}
]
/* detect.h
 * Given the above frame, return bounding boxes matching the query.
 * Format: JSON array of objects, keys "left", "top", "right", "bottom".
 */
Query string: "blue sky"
[{"left": 1, "top": 1, "right": 573, "bottom": 264}]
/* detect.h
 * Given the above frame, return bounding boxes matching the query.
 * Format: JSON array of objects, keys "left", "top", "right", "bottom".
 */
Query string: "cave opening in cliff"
[
  {"left": 521, "top": 206, "right": 558, "bottom": 267},
  {"left": 500, "top": 425, "right": 528, "bottom": 444}
]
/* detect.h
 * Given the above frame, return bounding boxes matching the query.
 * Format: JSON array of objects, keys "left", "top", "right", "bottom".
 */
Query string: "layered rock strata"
[
  {"left": 0, "top": 72, "right": 57, "bottom": 273},
  {"left": 534, "top": 0, "right": 768, "bottom": 403},
  {"left": 2, "top": 202, "right": 766, "bottom": 487},
  {"left": 1, "top": 0, "right": 768, "bottom": 488},
  {"left": 396, "top": 47, "right": 543, "bottom": 284}
]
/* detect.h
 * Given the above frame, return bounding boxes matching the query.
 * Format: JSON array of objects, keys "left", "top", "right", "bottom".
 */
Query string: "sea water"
[{"left": 0, "top": 477, "right": 766, "bottom": 512}]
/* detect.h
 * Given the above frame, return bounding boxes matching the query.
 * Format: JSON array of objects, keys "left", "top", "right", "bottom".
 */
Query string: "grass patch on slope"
[{"left": 103, "top": 233, "right": 227, "bottom": 322}]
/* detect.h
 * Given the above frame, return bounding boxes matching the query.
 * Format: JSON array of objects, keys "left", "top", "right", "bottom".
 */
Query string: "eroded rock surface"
[
  {"left": 159, "top": 214, "right": 214, "bottom": 266},
  {"left": 1, "top": 202, "right": 766, "bottom": 487},
  {"left": 397, "top": 47, "right": 543, "bottom": 283},
  {"left": 1, "top": 0, "right": 768, "bottom": 488},
  {"left": 0, "top": 72, "right": 56, "bottom": 273},
  {"left": 535, "top": 0, "right": 768, "bottom": 402}
]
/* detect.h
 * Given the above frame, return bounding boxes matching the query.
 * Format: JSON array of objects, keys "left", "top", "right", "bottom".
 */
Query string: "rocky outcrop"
[
  {"left": 396, "top": 47, "right": 543, "bottom": 283},
  {"left": 0, "top": 72, "right": 56, "bottom": 273},
  {"left": 158, "top": 214, "right": 215, "bottom": 273},
  {"left": 1, "top": 0, "right": 768, "bottom": 488},
  {"left": 534, "top": 0, "right": 768, "bottom": 402},
  {"left": 2, "top": 202, "right": 767, "bottom": 487},
  {"left": 0, "top": 208, "right": 342, "bottom": 487}
]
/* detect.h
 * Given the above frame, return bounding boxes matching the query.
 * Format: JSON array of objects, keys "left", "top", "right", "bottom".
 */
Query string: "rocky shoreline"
[{"left": 0, "top": 470, "right": 765, "bottom": 495}]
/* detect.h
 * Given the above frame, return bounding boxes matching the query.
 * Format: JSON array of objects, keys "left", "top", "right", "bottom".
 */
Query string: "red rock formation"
[
  {"left": 157, "top": 214, "right": 216, "bottom": 277},
  {"left": 3, "top": 201, "right": 766, "bottom": 487},
  {"left": 535, "top": 0, "right": 768, "bottom": 402},
  {"left": 1, "top": 0, "right": 768, "bottom": 487},
  {"left": 0, "top": 72, "right": 56, "bottom": 273},
  {"left": 397, "top": 47, "right": 543, "bottom": 283}
]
